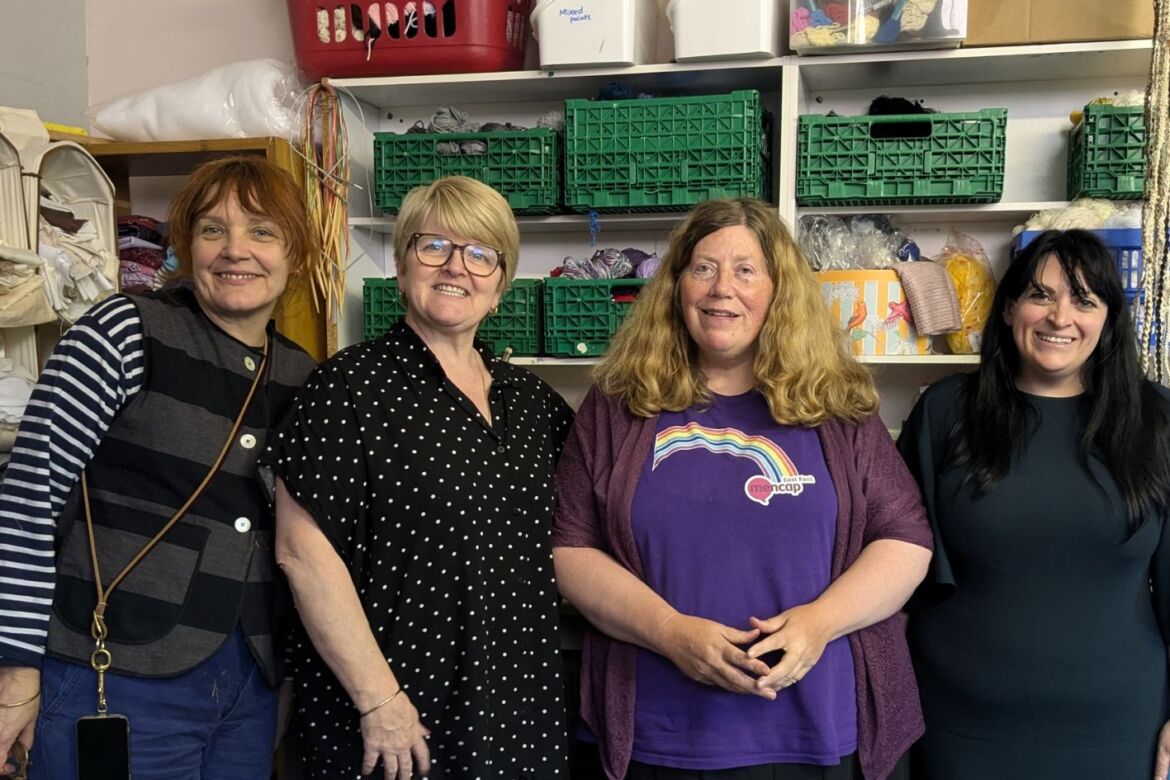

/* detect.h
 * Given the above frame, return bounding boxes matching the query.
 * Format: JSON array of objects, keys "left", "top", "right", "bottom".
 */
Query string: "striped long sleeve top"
[{"left": 0, "top": 296, "right": 144, "bottom": 666}]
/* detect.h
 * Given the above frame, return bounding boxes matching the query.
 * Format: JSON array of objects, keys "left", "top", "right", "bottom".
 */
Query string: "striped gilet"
[{"left": 46, "top": 289, "right": 314, "bottom": 685}]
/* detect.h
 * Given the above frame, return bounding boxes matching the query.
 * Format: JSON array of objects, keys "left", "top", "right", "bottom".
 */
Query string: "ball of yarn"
[
  {"left": 635, "top": 256, "right": 661, "bottom": 278},
  {"left": 864, "top": 14, "right": 880, "bottom": 40},
  {"left": 537, "top": 110, "right": 565, "bottom": 132},
  {"left": 896, "top": 239, "right": 921, "bottom": 262},
  {"left": 807, "top": 24, "right": 845, "bottom": 46},
  {"left": 790, "top": 6, "right": 811, "bottom": 32},
  {"left": 431, "top": 106, "right": 476, "bottom": 133},
  {"left": 901, "top": 0, "right": 935, "bottom": 33},
  {"left": 824, "top": 2, "right": 849, "bottom": 26}
]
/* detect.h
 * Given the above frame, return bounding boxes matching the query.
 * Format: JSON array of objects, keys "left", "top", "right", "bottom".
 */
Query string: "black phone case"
[{"left": 75, "top": 714, "right": 130, "bottom": 780}]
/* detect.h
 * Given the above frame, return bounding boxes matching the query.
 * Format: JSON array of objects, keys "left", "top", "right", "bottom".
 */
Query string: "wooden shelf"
[
  {"left": 85, "top": 138, "right": 287, "bottom": 177},
  {"left": 82, "top": 136, "right": 331, "bottom": 360}
]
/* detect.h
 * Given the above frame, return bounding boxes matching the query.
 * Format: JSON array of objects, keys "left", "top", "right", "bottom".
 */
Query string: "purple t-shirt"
[{"left": 629, "top": 390, "right": 857, "bottom": 769}]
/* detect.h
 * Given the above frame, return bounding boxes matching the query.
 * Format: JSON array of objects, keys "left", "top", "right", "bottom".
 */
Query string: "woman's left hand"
[
  {"left": 745, "top": 604, "right": 833, "bottom": 694},
  {"left": 1155, "top": 719, "right": 1170, "bottom": 780}
]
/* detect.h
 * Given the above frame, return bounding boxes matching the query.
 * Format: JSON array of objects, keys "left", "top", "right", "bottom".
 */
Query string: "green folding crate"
[
  {"left": 1068, "top": 104, "right": 1145, "bottom": 200},
  {"left": 543, "top": 277, "right": 647, "bottom": 356},
  {"left": 363, "top": 278, "right": 406, "bottom": 341},
  {"left": 362, "top": 277, "right": 543, "bottom": 356},
  {"left": 563, "top": 90, "right": 770, "bottom": 212},
  {"left": 373, "top": 129, "right": 560, "bottom": 214},
  {"left": 796, "top": 109, "right": 1008, "bottom": 206}
]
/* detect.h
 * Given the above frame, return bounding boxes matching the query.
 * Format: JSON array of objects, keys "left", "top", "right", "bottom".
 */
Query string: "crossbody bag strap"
[{"left": 84, "top": 340, "right": 270, "bottom": 633}]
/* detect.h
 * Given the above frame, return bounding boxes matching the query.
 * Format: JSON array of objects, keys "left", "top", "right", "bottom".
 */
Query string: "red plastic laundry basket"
[{"left": 289, "top": 0, "right": 533, "bottom": 79}]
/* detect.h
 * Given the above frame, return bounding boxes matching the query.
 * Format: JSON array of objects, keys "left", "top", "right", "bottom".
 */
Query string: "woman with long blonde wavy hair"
[{"left": 554, "top": 198, "right": 933, "bottom": 780}]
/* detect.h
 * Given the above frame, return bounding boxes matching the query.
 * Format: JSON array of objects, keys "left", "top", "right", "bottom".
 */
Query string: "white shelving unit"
[{"left": 336, "top": 39, "right": 1152, "bottom": 427}]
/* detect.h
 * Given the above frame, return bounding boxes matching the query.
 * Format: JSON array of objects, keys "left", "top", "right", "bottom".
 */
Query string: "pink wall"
[{"left": 86, "top": 0, "right": 296, "bottom": 106}]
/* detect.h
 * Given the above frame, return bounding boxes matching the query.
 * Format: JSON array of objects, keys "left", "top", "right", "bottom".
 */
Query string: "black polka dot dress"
[{"left": 270, "top": 321, "right": 574, "bottom": 779}]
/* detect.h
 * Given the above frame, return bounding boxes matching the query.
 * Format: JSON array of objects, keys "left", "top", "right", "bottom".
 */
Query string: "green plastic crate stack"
[
  {"left": 373, "top": 128, "right": 560, "bottom": 214},
  {"left": 796, "top": 109, "right": 1008, "bottom": 206},
  {"left": 543, "top": 277, "right": 648, "bottom": 356},
  {"left": 563, "top": 90, "right": 771, "bottom": 212},
  {"left": 362, "top": 277, "right": 543, "bottom": 356},
  {"left": 1067, "top": 104, "right": 1145, "bottom": 200},
  {"left": 363, "top": 277, "right": 406, "bottom": 341}
]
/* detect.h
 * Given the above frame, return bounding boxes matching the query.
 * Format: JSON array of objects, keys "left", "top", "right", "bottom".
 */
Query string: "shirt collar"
[{"left": 384, "top": 320, "right": 518, "bottom": 388}]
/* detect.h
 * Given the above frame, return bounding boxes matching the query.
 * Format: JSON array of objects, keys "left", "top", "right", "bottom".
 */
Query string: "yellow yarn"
[
  {"left": 902, "top": 0, "right": 935, "bottom": 32},
  {"left": 806, "top": 24, "right": 847, "bottom": 47},
  {"left": 864, "top": 14, "right": 880, "bottom": 40},
  {"left": 944, "top": 254, "right": 997, "bottom": 354}
]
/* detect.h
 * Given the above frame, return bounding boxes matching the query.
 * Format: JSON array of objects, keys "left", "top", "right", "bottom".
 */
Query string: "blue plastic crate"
[{"left": 1016, "top": 228, "right": 1142, "bottom": 304}]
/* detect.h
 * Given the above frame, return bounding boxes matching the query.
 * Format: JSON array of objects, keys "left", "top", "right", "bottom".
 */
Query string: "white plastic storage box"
[
  {"left": 791, "top": 0, "right": 967, "bottom": 55},
  {"left": 531, "top": 0, "right": 659, "bottom": 68},
  {"left": 666, "top": 0, "right": 783, "bottom": 62}
]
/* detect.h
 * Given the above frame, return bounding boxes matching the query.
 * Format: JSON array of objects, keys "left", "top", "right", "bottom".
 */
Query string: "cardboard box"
[
  {"left": 965, "top": 0, "right": 1153, "bottom": 47},
  {"left": 817, "top": 270, "right": 931, "bottom": 357}
]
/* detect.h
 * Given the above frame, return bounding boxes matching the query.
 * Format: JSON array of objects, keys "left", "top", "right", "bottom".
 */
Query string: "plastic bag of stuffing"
[{"left": 88, "top": 59, "right": 301, "bottom": 142}]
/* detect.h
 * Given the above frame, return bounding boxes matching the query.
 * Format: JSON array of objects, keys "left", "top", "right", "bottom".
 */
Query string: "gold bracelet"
[
  {"left": 0, "top": 690, "right": 39, "bottom": 708},
  {"left": 358, "top": 688, "right": 402, "bottom": 718}
]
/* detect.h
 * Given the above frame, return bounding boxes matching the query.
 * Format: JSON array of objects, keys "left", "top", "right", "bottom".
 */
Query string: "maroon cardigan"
[{"left": 553, "top": 387, "right": 934, "bottom": 780}]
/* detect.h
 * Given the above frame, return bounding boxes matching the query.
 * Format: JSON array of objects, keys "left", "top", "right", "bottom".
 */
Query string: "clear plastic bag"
[
  {"left": 937, "top": 231, "right": 996, "bottom": 354},
  {"left": 798, "top": 214, "right": 906, "bottom": 271}
]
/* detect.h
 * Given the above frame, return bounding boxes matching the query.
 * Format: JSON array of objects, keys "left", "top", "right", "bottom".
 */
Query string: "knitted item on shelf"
[{"left": 1140, "top": 0, "right": 1170, "bottom": 380}]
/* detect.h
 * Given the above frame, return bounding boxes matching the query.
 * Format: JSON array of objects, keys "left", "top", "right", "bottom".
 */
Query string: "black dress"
[
  {"left": 269, "top": 321, "right": 574, "bottom": 779},
  {"left": 898, "top": 373, "right": 1170, "bottom": 779}
]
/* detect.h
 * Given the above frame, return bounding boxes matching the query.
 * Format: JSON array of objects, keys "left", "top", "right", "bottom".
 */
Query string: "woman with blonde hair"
[
  {"left": 554, "top": 198, "right": 933, "bottom": 779},
  {"left": 270, "top": 176, "right": 574, "bottom": 778}
]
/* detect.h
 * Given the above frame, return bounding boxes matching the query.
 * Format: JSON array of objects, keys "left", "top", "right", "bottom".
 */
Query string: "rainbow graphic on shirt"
[{"left": 652, "top": 423, "right": 816, "bottom": 507}]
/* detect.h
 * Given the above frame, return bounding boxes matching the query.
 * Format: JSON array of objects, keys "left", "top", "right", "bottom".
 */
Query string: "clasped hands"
[{"left": 659, "top": 603, "right": 832, "bottom": 700}]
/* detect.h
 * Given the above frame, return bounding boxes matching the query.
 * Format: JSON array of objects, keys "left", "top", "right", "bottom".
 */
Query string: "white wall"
[
  {"left": 86, "top": 0, "right": 296, "bottom": 107},
  {"left": 0, "top": 0, "right": 89, "bottom": 127}
]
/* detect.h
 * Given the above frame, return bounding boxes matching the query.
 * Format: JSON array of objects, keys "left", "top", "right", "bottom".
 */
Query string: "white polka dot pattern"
[{"left": 270, "top": 321, "right": 574, "bottom": 778}]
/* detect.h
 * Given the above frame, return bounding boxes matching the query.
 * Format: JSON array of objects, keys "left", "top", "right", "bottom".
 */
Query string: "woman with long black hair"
[{"left": 898, "top": 228, "right": 1170, "bottom": 779}]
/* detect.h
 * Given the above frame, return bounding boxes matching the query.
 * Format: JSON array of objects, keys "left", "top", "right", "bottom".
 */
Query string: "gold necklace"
[
  {"left": 478, "top": 358, "right": 492, "bottom": 425},
  {"left": 470, "top": 352, "right": 491, "bottom": 407}
]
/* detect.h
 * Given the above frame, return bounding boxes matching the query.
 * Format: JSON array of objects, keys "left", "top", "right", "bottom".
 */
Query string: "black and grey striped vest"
[{"left": 47, "top": 289, "right": 315, "bottom": 685}]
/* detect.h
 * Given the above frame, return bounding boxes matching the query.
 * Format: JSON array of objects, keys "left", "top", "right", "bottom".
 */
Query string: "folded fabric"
[
  {"left": 120, "top": 261, "right": 157, "bottom": 293},
  {"left": 119, "top": 245, "right": 166, "bottom": 269},
  {"left": 117, "top": 215, "right": 164, "bottom": 245},
  {"left": 0, "top": 361, "right": 34, "bottom": 426},
  {"left": 41, "top": 203, "right": 88, "bottom": 233},
  {"left": 893, "top": 260, "right": 961, "bottom": 336}
]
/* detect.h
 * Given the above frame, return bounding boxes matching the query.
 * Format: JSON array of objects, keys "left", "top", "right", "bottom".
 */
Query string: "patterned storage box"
[{"left": 816, "top": 270, "right": 930, "bottom": 356}]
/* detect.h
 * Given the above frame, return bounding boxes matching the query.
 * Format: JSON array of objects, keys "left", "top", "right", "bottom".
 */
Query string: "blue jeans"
[{"left": 30, "top": 627, "right": 278, "bottom": 780}]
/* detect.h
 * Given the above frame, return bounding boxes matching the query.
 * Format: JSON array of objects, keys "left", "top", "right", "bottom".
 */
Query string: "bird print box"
[{"left": 816, "top": 270, "right": 931, "bottom": 356}]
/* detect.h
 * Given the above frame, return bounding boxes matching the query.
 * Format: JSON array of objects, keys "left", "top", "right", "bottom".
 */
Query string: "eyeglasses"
[{"left": 410, "top": 233, "right": 503, "bottom": 277}]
